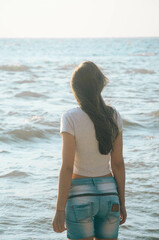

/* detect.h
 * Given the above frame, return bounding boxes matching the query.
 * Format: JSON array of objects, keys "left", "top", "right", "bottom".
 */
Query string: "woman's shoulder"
[
  {"left": 62, "top": 106, "right": 80, "bottom": 115},
  {"left": 61, "top": 106, "right": 82, "bottom": 120}
]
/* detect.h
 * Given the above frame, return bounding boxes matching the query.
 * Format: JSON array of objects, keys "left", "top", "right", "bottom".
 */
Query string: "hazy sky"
[{"left": 0, "top": 0, "right": 159, "bottom": 38}]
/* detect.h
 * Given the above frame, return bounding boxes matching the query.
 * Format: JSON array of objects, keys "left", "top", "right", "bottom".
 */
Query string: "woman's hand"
[
  {"left": 120, "top": 204, "right": 127, "bottom": 225},
  {"left": 52, "top": 210, "right": 67, "bottom": 233}
]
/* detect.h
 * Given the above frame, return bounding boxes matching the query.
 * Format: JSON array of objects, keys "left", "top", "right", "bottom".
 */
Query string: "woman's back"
[{"left": 60, "top": 105, "right": 123, "bottom": 177}]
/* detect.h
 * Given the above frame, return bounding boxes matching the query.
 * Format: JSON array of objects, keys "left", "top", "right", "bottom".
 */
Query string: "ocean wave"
[
  {"left": 131, "top": 52, "right": 156, "bottom": 56},
  {"left": 44, "top": 60, "right": 52, "bottom": 64},
  {"left": 56, "top": 63, "right": 77, "bottom": 70},
  {"left": 151, "top": 212, "right": 159, "bottom": 218},
  {"left": 7, "top": 111, "right": 18, "bottom": 115},
  {"left": 4, "top": 127, "right": 56, "bottom": 141},
  {"left": 0, "top": 170, "right": 29, "bottom": 178},
  {"left": 23, "top": 115, "right": 45, "bottom": 123},
  {"left": 23, "top": 116, "right": 55, "bottom": 127},
  {"left": 125, "top": 68, "right": 155, "bottom": 74},
  {"left": 31, "top": 66, "right": 43, "bottom": 69},
  {"left": 145, "top": 135, "right": 156, "bottom": 140},
  {"left": 15, "top": 91, "right": 48, "bottom": 98},
  {"left": 0, "top": 64, "right": 30, "bottom": 72},
  {"left": 15, "top": 79, "right": 35, "bottom": 84},
  {"left": 0, "top": 136, "right": 11, "bottom": 143},
  {"left": 4, "top": 128, "right": 46, "bottom": 140},
  {"left": 123, "top": 119, "right": 143, "bottom": 127},
  {"left": 146, "top": 110, "right": 159, "bottom": 117},
  {"left": 0, "top": 149, "right": 9, "bottom": 153}
]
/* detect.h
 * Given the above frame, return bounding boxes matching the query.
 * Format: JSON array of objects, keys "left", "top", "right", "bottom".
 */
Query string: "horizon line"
[{"left": 0, "top": 36, "right": 159, "bottom": 39}]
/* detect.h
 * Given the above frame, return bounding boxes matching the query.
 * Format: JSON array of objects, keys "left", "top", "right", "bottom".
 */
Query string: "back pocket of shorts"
[
  {"left": 108, "top": 201, "right": 120, "bottom": 224},
  {"left": 72, "top": 202, "right": 93, "bottom": 222}
]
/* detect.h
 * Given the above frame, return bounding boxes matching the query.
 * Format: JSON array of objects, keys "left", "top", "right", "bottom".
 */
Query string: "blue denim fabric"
[{"left": 65, "top": 176, "right": 120, "bottom": 239}]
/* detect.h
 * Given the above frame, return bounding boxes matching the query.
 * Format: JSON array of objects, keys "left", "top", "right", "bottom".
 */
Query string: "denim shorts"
[{"left": 65, "top": 176, "right": 120, "bottom": 239}]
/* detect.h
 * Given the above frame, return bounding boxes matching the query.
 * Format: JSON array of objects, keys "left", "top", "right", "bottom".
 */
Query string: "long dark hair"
[{"left": 70, "top": 61, "right": 120, "bottom": 155}]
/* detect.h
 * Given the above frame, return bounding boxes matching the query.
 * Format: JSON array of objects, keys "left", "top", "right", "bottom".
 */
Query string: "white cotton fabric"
[{"left": 60, "top": 106, "right": 123, "bottom": 177}]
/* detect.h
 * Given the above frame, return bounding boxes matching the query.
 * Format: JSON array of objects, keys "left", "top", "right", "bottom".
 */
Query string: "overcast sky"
[{"left": 0, "top": 0, "right": 159, "bottom": 38}]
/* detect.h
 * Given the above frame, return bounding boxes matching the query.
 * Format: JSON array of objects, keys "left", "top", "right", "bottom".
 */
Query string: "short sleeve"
[
  {"left": 113, "top": 107, "right": 123, "bottom": 132},
  {"left": 60, "top": 112, "right": 75, "bottom": 136}
]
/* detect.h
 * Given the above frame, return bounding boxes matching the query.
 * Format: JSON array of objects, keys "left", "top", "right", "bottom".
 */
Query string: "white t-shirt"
[{"left": 60, "top": 106, "right": 123, "bottom": 177}]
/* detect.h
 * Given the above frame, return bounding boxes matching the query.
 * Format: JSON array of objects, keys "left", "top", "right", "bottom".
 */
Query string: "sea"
[{"left": 0, "top": 37, "right": 159, "bottom": 240}]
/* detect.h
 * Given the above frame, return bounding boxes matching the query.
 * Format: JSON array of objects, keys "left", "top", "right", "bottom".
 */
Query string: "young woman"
[{"left": 52, "top": 61, "right": 127, "bottom": 240}]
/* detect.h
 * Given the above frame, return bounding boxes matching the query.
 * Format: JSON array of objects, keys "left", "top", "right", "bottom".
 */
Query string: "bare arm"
[
  {"left": 111, "top": 130, "right": 125, "bottom": 206},
  {"left": 55, "top": 132, "right": 75, "bottom": 211}
]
